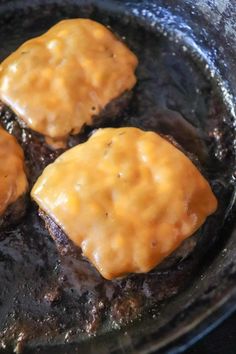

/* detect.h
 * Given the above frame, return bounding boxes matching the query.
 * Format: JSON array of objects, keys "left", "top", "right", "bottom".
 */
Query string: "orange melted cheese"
[
  {"left": 0, "top": 127, "right": 28, "bottom": 216},
  {"left": 0, "top": 19, "right": 138, "bottom": 145},
  {"left": 31, "top": 127, "right": 217, "bottom": 279}
]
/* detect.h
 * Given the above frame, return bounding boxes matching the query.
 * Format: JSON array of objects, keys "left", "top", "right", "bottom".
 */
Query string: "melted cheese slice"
[
  {"left": 0, "top": 126, "right": 28, "bottom": 216},
  {"left": 31, "top": 127, "right": 217, "bottom": 279},
  {"left": 0, "top": 19, "right": 138, "bottom": 144}
]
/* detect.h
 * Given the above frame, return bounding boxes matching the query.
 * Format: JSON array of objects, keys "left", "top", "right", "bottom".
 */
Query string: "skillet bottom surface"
[{"left": 0, "top": 1, "right": 235, "bottom": 353}]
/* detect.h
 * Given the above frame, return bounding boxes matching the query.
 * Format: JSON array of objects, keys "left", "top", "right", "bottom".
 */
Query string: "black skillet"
[{"left": 0, "top": 0, "right": 236, "bottom": 353}]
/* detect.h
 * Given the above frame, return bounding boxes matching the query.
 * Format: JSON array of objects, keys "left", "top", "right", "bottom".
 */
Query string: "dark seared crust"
[
  {"left": 0, "top": 193, "right": 28, "bottom": 228},
  {"left": 93, "top": 91, "right": 132, "bottom": 125},
  {"left": 37, "top": 209, "right": 202, "bottom": 333},
  {"left": 0, "top": 91, "right": 200, "bottom": 263},
  {"left": 0, "top": 5, "right": 234, "bottom": 346},
  {"left": 68, "top": 91, "right": 133, "bottom": 147},
  {"left": 0, "top": 90, "right": 132, "bottom": 184},
  {"left": 0, "top": 91, "right": 132, "bottom": 148},
  {"left": 38, "top": 208, "right": 198, "bottom": 273},
  {"left": 0, "top": 106, "right": 29, "bottom": 226},
  {"left": 38, "top": 209, "right": 75, "bottom": 256},
  {"left": 0, "top": 90, "right": 132, "bottom": 228}
]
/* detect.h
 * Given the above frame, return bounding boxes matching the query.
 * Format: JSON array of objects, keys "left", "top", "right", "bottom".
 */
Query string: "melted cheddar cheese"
[
  {"left": 0, "top": 19, "right": 138, "bottom": 145},
  {"left": 31, "top": 127, "right": 217, "bottom": 279},
  {"left": 0, "top": 126, "right": 28, "bottom": 216}
]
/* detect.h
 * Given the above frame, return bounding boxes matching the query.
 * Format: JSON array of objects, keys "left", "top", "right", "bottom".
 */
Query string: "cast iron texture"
[{"left": 0, "top": 0, "right": 235, "bottom": 353}]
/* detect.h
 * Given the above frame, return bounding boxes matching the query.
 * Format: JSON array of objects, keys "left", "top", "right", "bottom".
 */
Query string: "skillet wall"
[
  {"left": 0, "top": 0, "right": 235, "bottom": 353},
  {"left": 102, "top": 1, "right": 236, "bottom": 353},
  {"left": 30, "top": 0, "right": 236, "bottom": 352},
  {"left": 46, "top": 0, "right": 236, "bottom": 352}
]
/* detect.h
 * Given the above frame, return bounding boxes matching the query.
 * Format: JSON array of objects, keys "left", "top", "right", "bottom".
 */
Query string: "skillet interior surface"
[{"left": 0, "top": 0, "right": 236, "bottom": 353}]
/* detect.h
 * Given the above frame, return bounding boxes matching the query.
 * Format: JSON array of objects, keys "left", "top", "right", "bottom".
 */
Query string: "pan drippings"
[{"left": 0, "top": 2, "right": 235, "bottom": 350}]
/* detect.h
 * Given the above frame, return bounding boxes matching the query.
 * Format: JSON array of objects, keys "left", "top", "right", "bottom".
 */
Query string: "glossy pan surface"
[{"left": 0, "top": 1, "right": 235, "bottom": 353}]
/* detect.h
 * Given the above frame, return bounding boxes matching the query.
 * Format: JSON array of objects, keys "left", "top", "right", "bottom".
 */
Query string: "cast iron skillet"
[{"left": 0, "top": 0, "right": 236, "bottom": 353}]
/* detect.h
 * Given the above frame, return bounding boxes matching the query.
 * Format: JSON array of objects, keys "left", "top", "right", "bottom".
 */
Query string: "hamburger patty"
[
  {"left": 0, "top": 194, "right": 28, "bottom": 228},
  {"left": 0, "top": 19, "right": 138, "bottom": 147},
  {"left": 32, "top": 127, "right": 217, "bottom": 280},
  {"left": 0, "top": 126, "right": 28, "bottom": 227},
  {"left": 0, "top": 91, "right": 132, "bottom": 185}
]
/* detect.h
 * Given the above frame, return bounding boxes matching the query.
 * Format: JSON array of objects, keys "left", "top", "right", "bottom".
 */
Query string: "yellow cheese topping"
[
  {"left": 0, "top": 19, "right": 138, "bottom": 145},
  {"left": 31, "top": 127, "right": 217, "bottom": 279},
  {"left": 0, "top": 126, "right": 28, "bottom": 216}
]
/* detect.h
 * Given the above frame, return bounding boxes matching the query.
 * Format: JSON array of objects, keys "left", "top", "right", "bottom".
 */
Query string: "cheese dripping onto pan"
[
  {"left": 31, "top": 127, "right": 217, "bottom": 279},
  {"left": 0, "top": 19, "right": 138, "bottom": 147}
]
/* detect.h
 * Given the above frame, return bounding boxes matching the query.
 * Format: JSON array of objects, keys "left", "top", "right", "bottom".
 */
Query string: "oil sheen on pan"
[{"left": 0, "top": 2, "right": 235, "bottom": 352}]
